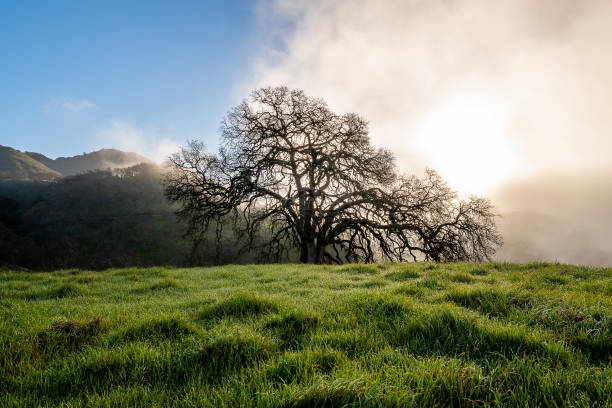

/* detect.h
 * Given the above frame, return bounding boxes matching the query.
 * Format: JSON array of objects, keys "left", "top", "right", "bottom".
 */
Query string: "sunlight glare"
[{"left": 415, "top": 89, "right": 519, "bottom": 195}]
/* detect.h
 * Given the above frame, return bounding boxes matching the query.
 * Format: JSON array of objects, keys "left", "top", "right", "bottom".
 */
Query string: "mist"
[
  {"left": 493, "top": 172, "right": 612, "bottom": 266},
  {"left": 249, "top": 0, "right": 612, "bottom": 266}
]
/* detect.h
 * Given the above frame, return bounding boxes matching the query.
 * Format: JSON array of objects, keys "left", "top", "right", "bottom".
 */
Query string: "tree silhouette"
[{"left": 164, "top": 87, "right": 502, "bottom": 264}]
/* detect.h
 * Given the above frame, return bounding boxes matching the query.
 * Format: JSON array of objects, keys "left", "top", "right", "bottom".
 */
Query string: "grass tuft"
[
  {"left": 338, "top": 264, "right": 378, "bottom": 275},
  {"left": 385, "top": 268, "right": 420, "bottom": 281},
  {"left": 351, "top": 295, "right": 411, "bottom": 322},
  {"left": 185, "top": 334, "right": 275, "bottom": 378},
  {"left": 470, "top": 266, "right": 489, "bottom": 276},
  {"left": 199, "top": 292, "right": 279, "bottom": 321},
  {"left": 265, "top": 349, "right": 343, "bottom": 383},
  {"left": 450, "top": 272, "right": 475, "bottom": 283},
  {"left": 358, "top": 279, "right": 387, "bottom": 288},
  {"left": 148, "top": 278, "right": 180, "bottom": 290},
  {"left": 446, "top": 288, "right": 537, "bottom": 317},
  {"left": 34, "top": 318, "right": 110, "bottom": 354},
  {"left": 420, "top": 276, "right": 444, "bottom": 289},
  {"left": 26, "top": 282, "right": 84, "bottom": 300},
  {"left": 394, "top": 283, "right": 424, "bottom": 298},
  {"left": 266, "top": 311, "right": 320, "bottom": 348},
  {"left": 114, "top": 316, "right": 200, "bottom": 343},
  {"left": 288, "top": 378, "right": 376, "bottom": 408}
]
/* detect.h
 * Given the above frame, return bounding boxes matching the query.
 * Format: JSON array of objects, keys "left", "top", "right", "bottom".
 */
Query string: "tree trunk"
[{"left": 300, "top": 241, "right": 323, "bottom": 264}]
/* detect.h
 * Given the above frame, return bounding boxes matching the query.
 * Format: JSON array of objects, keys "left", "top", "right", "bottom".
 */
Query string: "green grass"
[{"left": 1, "top": 262, "right": 611, "bottom": 407}]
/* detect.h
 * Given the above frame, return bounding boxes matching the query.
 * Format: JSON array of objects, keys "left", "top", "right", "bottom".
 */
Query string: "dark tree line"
[
  {"left": 0, "top": 164, "right": 257, "bottom": 269},
  {"left": 165, "top": 87, "right": 502, "bottom": 264}
]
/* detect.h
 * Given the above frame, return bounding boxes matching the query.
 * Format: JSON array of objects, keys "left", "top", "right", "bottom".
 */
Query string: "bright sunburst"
[{"left": 415, "top": 87, "right": 520, "bottom": 195}]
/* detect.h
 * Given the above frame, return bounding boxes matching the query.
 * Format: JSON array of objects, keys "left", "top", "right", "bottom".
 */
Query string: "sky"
[
  {"left": 1, "top": 0, "right": 262, "bottom": 161},
  {"left": 2, "top": 0, "right": 612, "bottom": 264}
]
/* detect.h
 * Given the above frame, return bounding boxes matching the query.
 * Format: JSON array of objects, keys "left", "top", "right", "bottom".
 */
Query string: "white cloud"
[
  {"left": 44, "top": 97, "right": 97, "bottom": 112},
  {"left": 249, "top": 0, "right": 612, "bottom": 193},
  {"left": 96, "top": 120, "right": 180, "bottom": 163}
]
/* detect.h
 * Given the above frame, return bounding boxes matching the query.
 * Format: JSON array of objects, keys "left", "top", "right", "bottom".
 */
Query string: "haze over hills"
[
  {"left": 492, "top": 171, "right": 612, "bottom": 267},
  {"left": 0, "top": 145, "right": 152, "bottom": 180},
  {"left": 3, "top": 144, "right": 612, "bottom": 267}
]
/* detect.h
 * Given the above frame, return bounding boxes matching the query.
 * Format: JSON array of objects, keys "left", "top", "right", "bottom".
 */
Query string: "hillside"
[
  {"left": 0, "top": 145, "right": 152, "bottom": 181},
  {"left": 0, "top": 145, "right": 62, "bottom": 181},
  {"left": 0, "top": 164, "right": 196, "bottom": 269},
  {"left": 1, "top": 262, "right": 611, "bottom": 407},
  {"left": 24, "top": 148, "right": 152, "bottom": 176},
  {"left": 0, "top": 164, "right": 257, "bottom": 269}
]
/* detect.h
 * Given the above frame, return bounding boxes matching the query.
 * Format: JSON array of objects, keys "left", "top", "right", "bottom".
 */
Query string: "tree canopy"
[{"left": 164, "top": 87, "right": 502, "bottom": 264}]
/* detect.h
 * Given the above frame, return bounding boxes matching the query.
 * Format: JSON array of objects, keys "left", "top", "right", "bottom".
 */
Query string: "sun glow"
[{"left": 415, "top": 88, "right": 520, "bottom": 195}]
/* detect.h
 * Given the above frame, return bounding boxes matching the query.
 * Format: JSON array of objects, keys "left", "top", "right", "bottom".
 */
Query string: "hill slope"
[
  {"left": 2, "top": 262, "right": 611, "bottom": 407},
  {"left": 0, "top": 145, "right": 62, "bottom": 181},
  {"left": 1, "top": 146, "right": 153, "bottom": 181},
  {"left": 25, "top": 148, "right": 152, "bottom": 176}
]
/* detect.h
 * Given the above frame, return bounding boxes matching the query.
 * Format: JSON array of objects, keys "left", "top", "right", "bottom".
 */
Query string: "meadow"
[{"left": 1, "top": 262, "right": 611, "bottom": 407}]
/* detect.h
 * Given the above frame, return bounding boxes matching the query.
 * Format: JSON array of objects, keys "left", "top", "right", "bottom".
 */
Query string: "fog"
[
  {"left": 248, "top": 0, "right": 612, "bottom": 266},
  {"left": 493, "top": 172, "right": 612, "bottom": 266}
]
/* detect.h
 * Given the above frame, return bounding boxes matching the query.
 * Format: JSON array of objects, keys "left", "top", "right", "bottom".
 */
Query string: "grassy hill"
[
  {"left": 25, "top": 148, "right": 152, "bottom": 176},
  {"left": 1, "top": 145, "right": 152, "bottom": 182},
  {"left": 0, "top": 145, "right": 62, "bottom": 181},
  {"left": 1, "top": 262, "right": 611, "bottom": 407}
]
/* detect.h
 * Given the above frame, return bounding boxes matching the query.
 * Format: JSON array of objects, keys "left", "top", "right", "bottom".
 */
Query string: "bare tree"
[{"left": 164, "top": 87, "right": 502, "bottom": 264}]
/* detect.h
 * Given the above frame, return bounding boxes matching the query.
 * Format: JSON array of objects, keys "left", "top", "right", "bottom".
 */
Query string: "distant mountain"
[
  {"left": 1, "top": 146, "right": 153, "bottom": 181},
  {"left": 24, "top": 148, "right": 152, "bottom": 176},
  {"left": 0, "top": 145, "right": 62, "bottom": 181}
]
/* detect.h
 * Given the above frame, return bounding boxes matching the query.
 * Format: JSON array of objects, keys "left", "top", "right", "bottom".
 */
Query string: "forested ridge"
[{"left": 0, "top": 164, "right": 255, "bottom": 269}]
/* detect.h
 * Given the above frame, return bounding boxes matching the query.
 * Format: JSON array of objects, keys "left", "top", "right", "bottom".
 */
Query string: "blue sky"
[{"left": 0, "top": 0, "right": 273, "bottom": 160}]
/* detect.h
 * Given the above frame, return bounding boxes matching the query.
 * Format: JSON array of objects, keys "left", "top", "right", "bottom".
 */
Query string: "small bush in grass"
[{"left": 199, "top": 293, "right": 279, "bottom": 321}]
